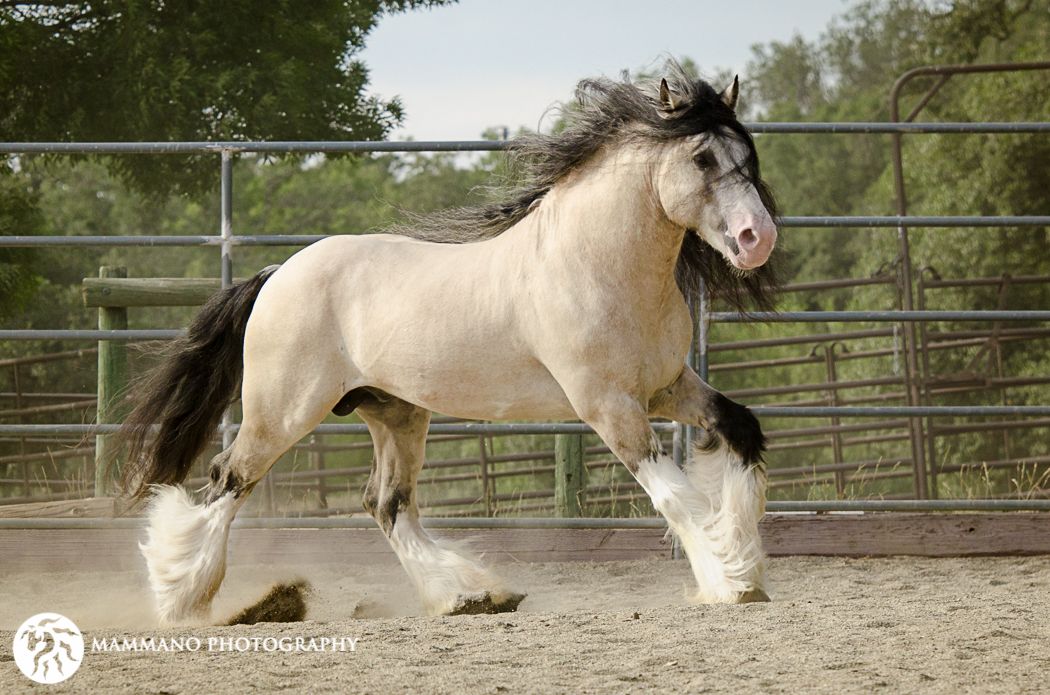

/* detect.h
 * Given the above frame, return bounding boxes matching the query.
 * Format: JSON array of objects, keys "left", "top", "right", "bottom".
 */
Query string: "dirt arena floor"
[{"left": 2, "top": 555, "right": 1049, "bottom": 694}]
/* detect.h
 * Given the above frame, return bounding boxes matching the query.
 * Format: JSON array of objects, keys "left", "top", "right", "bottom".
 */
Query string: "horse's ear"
[
  {"left": 657, "top": 78, "right": 682, "bottom": 119},
  {"left": 720, "top": 75, "right": 740, "bottom": 111}
]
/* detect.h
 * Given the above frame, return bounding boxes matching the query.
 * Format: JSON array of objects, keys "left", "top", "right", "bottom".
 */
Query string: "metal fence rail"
[
  {"left": 0, "top": 330, "right": 183, "bottom": 341},
  {"left": 713, "top": 311, "right": 1050, "bottom": 322},
  {"left": 3, "top": 498, "right": 1050, "bottom": 530},
  {"left": 5, "top": 401, "right": 1050, "bottom": 439},
  {"left": 0, "top": 121, "right": 1048, "bottom": 155},
  {"left": 2, "top": 216, "right": 1047, "bottom": 250},
  {"left": 4, "top": 311, "right": 1050, "bottom": 342}
]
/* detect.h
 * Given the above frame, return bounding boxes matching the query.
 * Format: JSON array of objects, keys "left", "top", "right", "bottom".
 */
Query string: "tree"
[
  {"left": 731, "top": 0, "right": 1050, "bottom": 493},
  {"left": 0, "top": 167, "right": 43, "bottom": 316},
  {"left": 0, "top": 0, "right": 450, "bottom": 192},
  {"left": 0, "top": 0, "right": 454, "bottom": 316}
]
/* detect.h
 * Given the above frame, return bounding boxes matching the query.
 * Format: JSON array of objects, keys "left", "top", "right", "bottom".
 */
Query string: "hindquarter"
[{"left": 236, "top": 241, "right": 364, "bottom": 441}]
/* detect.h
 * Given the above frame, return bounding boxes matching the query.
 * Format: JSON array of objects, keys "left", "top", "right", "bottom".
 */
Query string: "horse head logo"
[{"left": 12, "top": 612, "right": 85, "bottom": 684}]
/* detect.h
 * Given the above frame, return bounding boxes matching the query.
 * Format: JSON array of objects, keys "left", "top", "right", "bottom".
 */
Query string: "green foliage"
[
  {"left": 0, "top": 0, "right": 455, "bottom": 317},
  {"left": 0, "top": 166, "right": 43, "bottom": 319},
  {"left": 0, "top": 0, "right": 450, "bottom": 194},
  {"left": 712, "top": 0, "right": 1050, "bottom": 498}
]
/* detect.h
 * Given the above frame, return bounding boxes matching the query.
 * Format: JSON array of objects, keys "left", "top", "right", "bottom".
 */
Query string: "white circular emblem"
[{"left": 12, "top": 612, "right": 84, "bottom": 684}]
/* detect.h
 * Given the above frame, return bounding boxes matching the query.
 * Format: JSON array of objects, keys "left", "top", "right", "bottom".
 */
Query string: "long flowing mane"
[{"left": 391, "top": 59, "right": 779, "bottom": 312}]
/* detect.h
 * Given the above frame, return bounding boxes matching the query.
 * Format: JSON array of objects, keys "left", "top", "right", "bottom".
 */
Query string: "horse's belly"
[
  {"left": 304, "top": 236, "right": 573, "bottom": 420},
  {"left": 370, "top": 352, "right": 578, "bottom": 421}
]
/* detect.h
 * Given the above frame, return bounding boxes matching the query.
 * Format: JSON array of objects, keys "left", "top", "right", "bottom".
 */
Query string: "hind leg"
[
  {"left": 358, "top": 395, "right": 525, "bottom": 615},
  {"left": 141, "top": 365, "right": 344, "bottom": 624}
]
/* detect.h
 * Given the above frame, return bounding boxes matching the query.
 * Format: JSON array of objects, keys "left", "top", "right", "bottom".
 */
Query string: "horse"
[{"left": 120, "top": 59, "right": 780, "bottom": 624}]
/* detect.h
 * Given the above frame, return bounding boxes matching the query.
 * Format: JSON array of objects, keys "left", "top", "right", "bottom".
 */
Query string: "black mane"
[{"left": 392, "top": 59, "right": 779, "bottom": 312}]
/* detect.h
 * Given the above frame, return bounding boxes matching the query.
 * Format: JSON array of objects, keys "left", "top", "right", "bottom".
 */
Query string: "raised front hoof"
[
  {"left": 447, "top": 591, "right": 526, "bottom": 616},
  {"left": 736, "top": 588, "right": 770, "bottom": 604}
]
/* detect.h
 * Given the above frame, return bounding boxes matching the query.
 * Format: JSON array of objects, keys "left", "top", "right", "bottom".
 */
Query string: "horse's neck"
[{"left": 529, "top": 147, "right": 684, "bottom": 297}]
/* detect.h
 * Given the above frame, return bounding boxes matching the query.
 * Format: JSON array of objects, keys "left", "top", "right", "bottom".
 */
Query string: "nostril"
[{"left": 738, "top": 228, "right": 757, "bottom": 249}]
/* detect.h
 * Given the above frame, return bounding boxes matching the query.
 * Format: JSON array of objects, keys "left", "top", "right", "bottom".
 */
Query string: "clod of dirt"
[
  {"left": 352, "top": 596, "right": 393, "bottom": 619},
  {"left": 448, "top": 591, "right": 526, "bottom": 616},
  {"left": 226, "top": 581, "right": 310, "bottom": 625}
]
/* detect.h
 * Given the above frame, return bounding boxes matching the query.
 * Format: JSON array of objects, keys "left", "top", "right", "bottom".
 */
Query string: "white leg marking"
[
  {"left": 139, "top": 485, "right": 238, "bottom": 625},
  {"left": 389, "top": 515, "right": 521, "bottom": 615},
  {"left": 688, "top": 440, "right": 767, "bottom": 599},
  {"left": 635, "top": 447, "right": 766, "bottom": 603}
]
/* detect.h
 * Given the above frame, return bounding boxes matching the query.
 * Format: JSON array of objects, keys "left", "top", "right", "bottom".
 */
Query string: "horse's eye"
[{"left": 694, "top": 150, "right": 716, "bottom": 171}]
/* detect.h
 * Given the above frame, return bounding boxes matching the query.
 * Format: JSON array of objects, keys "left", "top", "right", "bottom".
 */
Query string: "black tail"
[{"left": 120, "top": 266, "right": 279, "bottom": 501}]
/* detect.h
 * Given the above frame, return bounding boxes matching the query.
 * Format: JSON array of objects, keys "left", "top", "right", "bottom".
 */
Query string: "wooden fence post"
[
  {"left": 95, "top": 266, "right": 128, "bottom": 497},
  {"left": 310, "top": 434, "right": 328, "bottom": 510},
  {"left": 478, "top": 435, "right": 493, "bottom": 517},
  {"left": 554, "top": 433, "right": 585, "bottom": 517}
]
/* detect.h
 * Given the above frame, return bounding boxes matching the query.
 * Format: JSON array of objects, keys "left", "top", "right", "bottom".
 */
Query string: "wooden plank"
[
  {"left": 230, "top": 528, "right": 672, "bottom": 565},
  {"left": 0, "top": 497, "right": 115, "bottom": 519},
  {"left": 0, "top": 529, "right": 144, "bottom": 572},
  {"left": 554, "top": 433, "right": 585, "bottom": 517},
  {"left": 2, "top": 514, "right": 1049, "bottom": 574},
  {"left": 0, "top": 528, "right": 671, "bottom": 573},
  {"left": 82, "top": 277, "right": 226, "bottom": 307},
  {"left": 761, "top": 512, "right": 1050, "bottom": 556}
]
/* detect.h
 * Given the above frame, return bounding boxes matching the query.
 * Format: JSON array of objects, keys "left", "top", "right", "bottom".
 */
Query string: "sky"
[{"left": 360, "top": 0, "right": 851, "bottom": 141}]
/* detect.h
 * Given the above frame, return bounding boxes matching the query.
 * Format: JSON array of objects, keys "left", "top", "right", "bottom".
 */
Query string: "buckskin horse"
[{"left": 121, "top": 59, "right": 780, "bottom": 623}]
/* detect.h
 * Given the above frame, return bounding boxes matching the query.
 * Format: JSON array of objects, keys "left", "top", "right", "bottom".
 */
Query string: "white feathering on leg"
[
  {"left": 636, "top": 447, "right": 766, "bottom": 603},
  {"left": 390, "top": 516, "right": 520, "bottom": 615},
  {"left": 685, "top": 440, "right": 767, "bottom": 600},
  {"left": 139, "top": 485, "right": 238, "bottom": 625}
]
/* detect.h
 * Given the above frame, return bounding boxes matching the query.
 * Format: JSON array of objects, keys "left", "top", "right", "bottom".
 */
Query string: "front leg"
[
  {"left": 649, "top": 366, "right": 767, "bottom": 467},
  {"left": 572, "top": 387, "right": 766, "bottom": 604},
  {"left": 649, "top": 367, "right": 770, "bottom": 601}
]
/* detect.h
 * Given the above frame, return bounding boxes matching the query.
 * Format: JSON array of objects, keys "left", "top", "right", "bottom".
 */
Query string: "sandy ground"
[{"left": 2, "top": 556, "right": 1049, "bottom": 694}]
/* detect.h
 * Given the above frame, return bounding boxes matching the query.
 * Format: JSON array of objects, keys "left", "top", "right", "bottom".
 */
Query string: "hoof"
[
  {"left": 737, "top": 588, "right": 770, "bottom": 604},
  {"left": 448, "top": 591, "right": 526, "bottom": 616}
]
